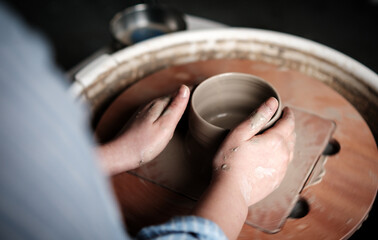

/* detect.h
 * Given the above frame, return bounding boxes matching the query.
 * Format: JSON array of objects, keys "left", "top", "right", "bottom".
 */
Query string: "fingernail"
[
  {"left": 265, "top": 97, "right": 278, "bottom": 114},
  {"left": 180, "top": 85, "right": 189, "bottom": 98}
]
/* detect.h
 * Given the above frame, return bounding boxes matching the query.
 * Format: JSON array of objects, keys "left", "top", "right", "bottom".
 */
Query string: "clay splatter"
[
  {"left": 250, "top": 113, "right": 267, "bottom": 132},
  {"left": 162, "top": 109, "right": 171, "bottom": 117},
  {"left": 139, "top": 159, "right": 145, "bottom": 166},
  {"left": 254, "top": 166, "right": 276, "bottom": 179},
  {"left": 221, "top": 164, "right": 230, "bottom": 171}
]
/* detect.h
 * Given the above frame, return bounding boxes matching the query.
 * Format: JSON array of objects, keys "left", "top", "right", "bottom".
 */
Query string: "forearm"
[
  {"left": 192, "top": 173, "right": 249, "bottom": 240},
  {"left": 97, "top": 139, "right": 139, "bottom": 176}
]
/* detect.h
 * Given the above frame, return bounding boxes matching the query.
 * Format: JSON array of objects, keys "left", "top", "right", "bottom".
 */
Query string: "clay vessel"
[{"left": 189, "top": 72, "right": 282, "bottom": 148}]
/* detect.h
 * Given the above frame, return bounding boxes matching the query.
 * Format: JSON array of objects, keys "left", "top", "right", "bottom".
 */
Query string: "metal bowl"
[{"left": 110, "top": 4, "right": 187, "bottom": 46}]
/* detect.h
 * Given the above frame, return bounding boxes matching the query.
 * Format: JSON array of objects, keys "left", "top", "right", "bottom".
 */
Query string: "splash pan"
[{"left": 94, "top": 59, "right": 377, "bottom": 238}]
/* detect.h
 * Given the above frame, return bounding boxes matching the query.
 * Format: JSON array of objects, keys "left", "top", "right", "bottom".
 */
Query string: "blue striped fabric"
[
  {"left": 0, "top": 3, "right": 227, "bottom": 240},
  {"left": 137, "top": 216, "right": 228, "bottom": 240}
]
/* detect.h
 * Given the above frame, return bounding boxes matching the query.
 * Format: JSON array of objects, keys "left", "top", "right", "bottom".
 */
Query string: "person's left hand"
[{"left": 98, "top": 85, "right": 190, "bottom": 175}]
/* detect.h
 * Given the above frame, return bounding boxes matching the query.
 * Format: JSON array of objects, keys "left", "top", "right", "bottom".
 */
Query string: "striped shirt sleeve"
[{"left": 136, "top": 216, "right": 228, "bottom": 240}]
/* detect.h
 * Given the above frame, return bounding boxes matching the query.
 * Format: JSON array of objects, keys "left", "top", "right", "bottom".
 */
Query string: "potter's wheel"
[
  {"left": 72, "top": 28, "right": 378, "bottom": 239},
  {"left": 95, "top": 59, "right": 377, "bottom": 238}
]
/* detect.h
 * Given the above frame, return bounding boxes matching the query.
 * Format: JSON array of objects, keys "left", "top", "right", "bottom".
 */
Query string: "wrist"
[
  {"left": 193, "top": 170, "right": 249, "bottom": 240},
  {"left": 97, "top": 137, "right": 138, "bottom": 175},
  {"left": 212, "top": 169, "right": 251, "bottom": 207}
]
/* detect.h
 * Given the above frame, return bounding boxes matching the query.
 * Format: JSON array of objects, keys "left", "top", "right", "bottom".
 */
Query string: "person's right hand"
[{"left": 212, "top": 97, "right": 296, "bottom": 206}]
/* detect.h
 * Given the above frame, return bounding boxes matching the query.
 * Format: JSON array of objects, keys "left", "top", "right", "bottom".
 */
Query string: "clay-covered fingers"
[
  {"left": 157, "top": 85, "right": 190, "bottom": 128},
  {"left": 265, "top": 107, "right": 295, "bottom": 139},
  {"left": 264, "top": 107, "right": 296, "bottom": 163},
  {"left": 231, "top": 97, "right": 279, "bottom": 142},
  {"left": 141, "top": 96, "right": 170, "bottom": 122}
]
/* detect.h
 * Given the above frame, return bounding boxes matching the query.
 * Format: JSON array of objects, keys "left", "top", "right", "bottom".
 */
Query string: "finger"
[
  {"left": 231, "top": 97, "right": 279, "bottom": 142},
  {"left": 115, "top": 104, "right": 149, "bottom": 136},
  {"left": 157, "top": 85, "right": 190, "bottom": 127},
  {"left": 146, "top": 97, "right": 171, "bottom": 122},
  {"left": 265, "top": 107, "right": 295, "bottom": 139},
  {"left": 288, "top": 132, "right": 296, "bottom": 162}
]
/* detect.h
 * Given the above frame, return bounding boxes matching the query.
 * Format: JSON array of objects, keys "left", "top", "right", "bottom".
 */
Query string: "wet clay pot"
[
  {"left": 189, "top": 72, "right": 282, "bottom": 149},
  {"left": 187, "top": 72, "right": 282, "bottom": 182}
]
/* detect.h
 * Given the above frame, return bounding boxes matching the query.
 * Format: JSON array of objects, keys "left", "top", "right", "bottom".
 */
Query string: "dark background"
[
  {"left": 3, "top": 0, "right": 377, "bottom": 239},
  {"left": 4, "top": 0, "right": 378, "bottom": 74}
]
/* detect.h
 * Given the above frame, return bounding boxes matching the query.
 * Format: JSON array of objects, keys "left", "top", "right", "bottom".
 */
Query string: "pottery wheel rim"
[{"left": 71, "top": 27, "right": 378, "bottom": 139}]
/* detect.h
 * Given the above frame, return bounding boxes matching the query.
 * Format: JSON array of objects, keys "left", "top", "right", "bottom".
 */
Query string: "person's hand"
[
  {"left": 212, "top": 97, "right": 296, "bottom": 206},
  {"left": 192, "top": 97, "right": 295, "bottom": 239},
  {"left": 98, "top": 85, "right": 190, "bottom": 175}
]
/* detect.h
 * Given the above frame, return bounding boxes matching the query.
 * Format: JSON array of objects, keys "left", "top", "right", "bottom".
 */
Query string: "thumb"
[{"left": 231, "top": 97, "right": 278, "bottom": 141}]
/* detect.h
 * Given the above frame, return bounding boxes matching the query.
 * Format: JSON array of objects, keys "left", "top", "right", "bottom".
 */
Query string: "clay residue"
[
  {"left": 220, "top": 147, "right": 239, "bottom": 163},
  {"left": 174, "top": 72, "right": 191, "bottom": 81},
  {"left": 162, "top": 109, "right": 171, "bottom": 117},
  {"left": 231, "top": 147, "right": 239, "bottom": 152},
  {"left": 221, "top": 164, "right": 231, "bottom": 171},
  {"left": 249, "top": 112, "right": 267, "bottom": 132},
  {"left": 139, "top": 159, "right": 145, "bottom": 166},
  {"left": 240, "top": 177, "right": 252, "bottom": 204},
  {"left": 254, "top": 166, "right": 277, "bottom": 179}
]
